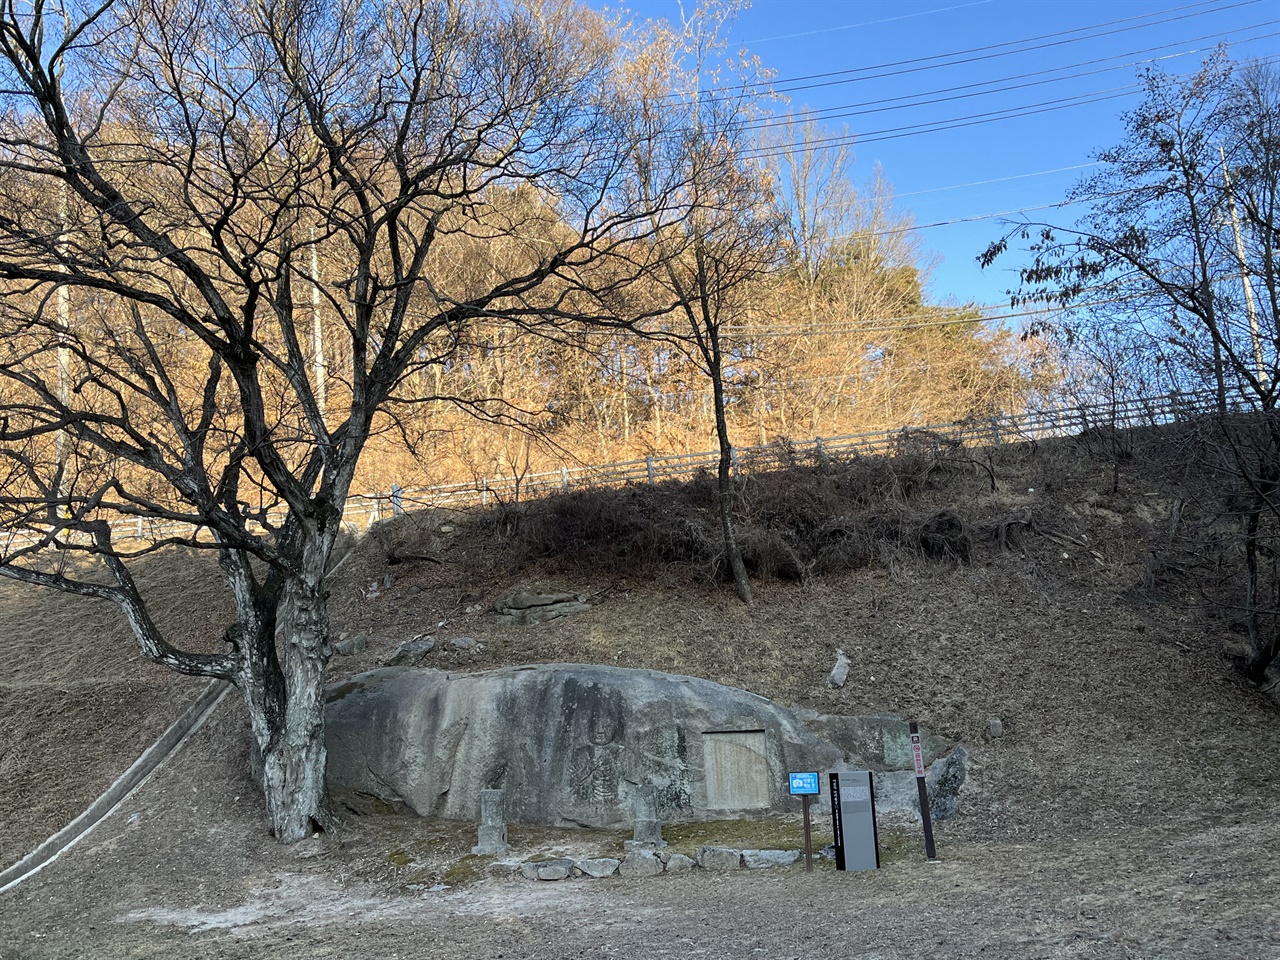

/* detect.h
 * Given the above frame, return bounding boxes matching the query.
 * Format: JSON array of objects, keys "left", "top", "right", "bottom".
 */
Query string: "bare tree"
[
  {"left": 981, "top": 53, "right": 1280, "bottom": 682},
  {"left": 980, "top": 52, "right": 1276, "bottom": 411},
  {"left": 622, "top": 0, "right": 777, "bottom": 603},
  {"left": 0, "top": 0, "right": 718, "bottom": 840},
  {"left": 762, "top": 110, "right": 858, "bottom": 320}
]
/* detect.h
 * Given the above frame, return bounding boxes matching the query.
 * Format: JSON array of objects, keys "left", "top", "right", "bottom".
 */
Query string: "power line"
[
  {"left": 866, "top": 194, "right": 1107, "bottom": 238},
  {"left": 740, "top": 0, "right": 995, "bottom": 46},
  {"left": 771, "top": 187, "right": 1118, "bottom": 251},
  {"left": 749, "top": 24, "right": 1280, "bottom": 135},
  {"left": 892, "top": 163, "right": 1100, "bottom": 200},
  {"left": 725, "top": 0, "right": 1259, "bottom": 101},
  {"left": 738, "top": 52, "right": 1280, "bottom": 158},
  {"left": 633, "top": 7, "right": 1279, "bottom": 182},
  {"left": 803, "top": 193, "right": 1095, "bottom": 251},
  {"left": 642, "top": 0, "right": 1246, "bottom": 109},
  {"left": 740, "top": 82, "right": 1144, "bottom": 159}
]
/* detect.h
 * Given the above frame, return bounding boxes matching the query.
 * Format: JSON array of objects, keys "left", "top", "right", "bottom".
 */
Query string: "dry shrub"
[
  {"left": 651, "top": 516, "right": 718, "bottom": 569},
  {"left": 738, "top": 527, "right": 809, "bottom": 582},
  {"left": 516, "top": 486, "right": 658, "bottom": 565},
  {"left": 1074, "top": 424, "right": 1134, "bottom": 461},
  {"left": 830, "top": 448, "right": 949, "bottom": 504},
  {"left": 679, "top": 470, "right": 720, "bottom": 511},
  {"left": 973, "top": 510, "right": 1034, "bottom": 553},
  {"left": 511, "top": 482, "right": 720, "bottom": 575},
  {"left": 810, "top": 514, "right": 881, "bottom": 574},
  {"left": 915, "top": 509, "right": 972, "bottom": 563},
  {"left": 831, "top": 457, "right": 901, "bottom": 506},
  {"left": 497, "top": 448, "right": 976, "bottom": 584},
  {"left": 738, "top": 467, "right": 844, "bottom": 539},
  {"left": 364, "top": 513, "right": 436, "bottom": 567}
]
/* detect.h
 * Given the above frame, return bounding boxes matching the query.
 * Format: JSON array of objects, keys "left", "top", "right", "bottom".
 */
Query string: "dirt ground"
[
  {"left": 0, "top": 708, "right": 1276, "bottom": 960},
  {"left": 2, "top": 437, "right": 1279, "bottom": 958}
]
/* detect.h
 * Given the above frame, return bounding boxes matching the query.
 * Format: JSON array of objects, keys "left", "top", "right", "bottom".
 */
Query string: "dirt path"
[
  {"left": 1, "top": 702, "right": 1276, "bottom": 960},
  {"left": 2, "top": 823, "right": 1275, "bottom": 960}
]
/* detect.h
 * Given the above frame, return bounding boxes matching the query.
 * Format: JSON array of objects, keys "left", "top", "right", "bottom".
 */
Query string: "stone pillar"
[
  {"left": 472, "top": 788, "right": 509, "bottom": 856},
  {"left": 626, "top": 783, "right": 666, "bottom": 851}
]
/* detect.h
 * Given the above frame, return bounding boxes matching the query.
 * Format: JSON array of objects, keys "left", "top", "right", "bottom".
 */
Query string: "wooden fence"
[
  {"left": 2, "top": 386, "right": 1245, "bottom": 548},
  {"left": 340, "top": 387, "right": 1242, "bottom": 531}
]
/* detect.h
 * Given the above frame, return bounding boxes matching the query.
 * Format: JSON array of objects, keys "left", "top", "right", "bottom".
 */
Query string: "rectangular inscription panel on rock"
[{"left": 702, "top": 730, "right": 769, "bottom": 810}]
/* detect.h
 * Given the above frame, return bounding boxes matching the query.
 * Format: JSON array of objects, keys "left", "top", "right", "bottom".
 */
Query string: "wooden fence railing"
[
  {"left": 2, "top": 386, "right": 1247, "bottom": 548},
  {"left": 338, "top": 386, "right": 1243, "bottom": 531}
]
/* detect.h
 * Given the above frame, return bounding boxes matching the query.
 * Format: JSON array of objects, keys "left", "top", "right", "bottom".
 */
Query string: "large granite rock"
[{"left": 325, "top": 663, "right": 963, "bottom": 828}]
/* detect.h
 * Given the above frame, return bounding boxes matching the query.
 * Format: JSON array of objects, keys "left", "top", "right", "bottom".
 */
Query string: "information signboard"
[
  {"left": 788, "top": 771, "right": 820, "bottom": 796},
  {"left": 788, "top": 772, "right": 820, "bottom": 871},
  {"left": 829, "top": 769, "right": 880, "bottom": 872}
]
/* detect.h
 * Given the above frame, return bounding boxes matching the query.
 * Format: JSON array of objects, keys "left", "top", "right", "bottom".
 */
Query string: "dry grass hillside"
[{"left": 2, "top": 421, "right": 1279, "bottom": 958}]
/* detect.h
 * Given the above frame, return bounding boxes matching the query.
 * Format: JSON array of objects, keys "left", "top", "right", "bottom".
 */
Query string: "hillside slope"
[{"left": 2, "top": 425, "right": 1277, "bottom": 880}]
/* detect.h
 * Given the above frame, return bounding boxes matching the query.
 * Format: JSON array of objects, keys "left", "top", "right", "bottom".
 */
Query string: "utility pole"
[{"left": 1221, "top": 145, "right": 1266, "bottom": 387}]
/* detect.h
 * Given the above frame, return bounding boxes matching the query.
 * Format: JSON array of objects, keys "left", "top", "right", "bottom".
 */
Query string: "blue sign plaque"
[{"left": 788, "top": 771, "right": 820, "bottom": 796}]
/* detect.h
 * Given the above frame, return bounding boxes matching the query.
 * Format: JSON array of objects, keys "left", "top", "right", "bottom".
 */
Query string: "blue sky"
[{"left": 600, "top": 0, "right": 1279, "bottom": 313}]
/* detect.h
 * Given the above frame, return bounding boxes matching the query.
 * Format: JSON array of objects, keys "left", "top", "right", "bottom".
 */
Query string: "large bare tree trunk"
[
  {"left": 258, "top": 662, "right": 329, "bottom": 840},
  {"left": 262, "top": 570, "right": 331, "bottom": 841},
  {"left": 223, "top": 536, "right": 334, "bottom": 841}
]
